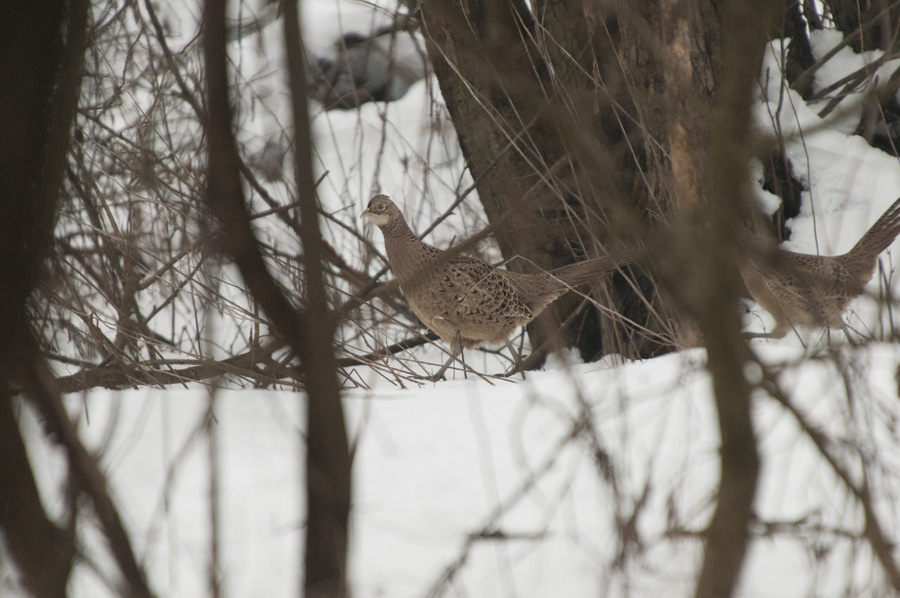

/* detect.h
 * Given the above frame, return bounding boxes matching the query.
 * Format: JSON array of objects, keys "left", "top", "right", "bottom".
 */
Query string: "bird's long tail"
[
  {"left": 847, "top": 195, "right": 900, "bottom": 265},
  {"left": 548, "top": 253, "right": 633, "bottom": 288}
]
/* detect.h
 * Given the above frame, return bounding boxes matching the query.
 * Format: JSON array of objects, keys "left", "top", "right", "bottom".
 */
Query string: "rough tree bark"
[
  {"left": 418, "top": 0, "right": 671, "bottom": 362},
  {"left": 0, "top": 2, "right": 93, "bottom": 596},
  {"left": 416, "top": 0, "right": 766, "bottom": 359}
]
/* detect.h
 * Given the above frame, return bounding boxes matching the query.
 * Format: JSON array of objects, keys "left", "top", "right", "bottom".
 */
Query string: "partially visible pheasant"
[
  {"left": 362, "top": 194, "right": 629, "bottom": 377},
  {"left": 741, "top": 195, "right": 900, "bottom": 338}
]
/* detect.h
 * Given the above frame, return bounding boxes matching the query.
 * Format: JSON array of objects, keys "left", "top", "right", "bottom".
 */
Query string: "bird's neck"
[
  {"left": 380, "top": 215, "right": 417, "bottom": 241},
  {"left": 380, "top": 218, "right": 438, "bottom": 285}
]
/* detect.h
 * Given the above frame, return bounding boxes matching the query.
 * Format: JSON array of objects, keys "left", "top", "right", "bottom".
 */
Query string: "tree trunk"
[
  {"left": 0, "top": 0, "right": 88, "bottom": 594},
  {"left": 419, "top": 0, "right": 679, "bottom": 361}
]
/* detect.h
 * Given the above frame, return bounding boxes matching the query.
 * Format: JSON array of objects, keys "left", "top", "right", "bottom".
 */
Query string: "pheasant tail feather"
[
  {"left": 548, "top": 254, "right": 631, "bottom": 288},
  {"left": 848, "top": 196, "right": 900, "bottom": 264}
]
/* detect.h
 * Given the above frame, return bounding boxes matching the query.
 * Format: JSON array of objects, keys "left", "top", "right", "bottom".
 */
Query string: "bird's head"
[{"left": 361, "top": 193, "right": 400, "bottom": 228}]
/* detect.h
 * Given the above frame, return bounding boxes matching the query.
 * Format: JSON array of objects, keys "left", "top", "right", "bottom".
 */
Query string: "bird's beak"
[{"left": 360, "top": 205, "right": 389, "bottom": 227}]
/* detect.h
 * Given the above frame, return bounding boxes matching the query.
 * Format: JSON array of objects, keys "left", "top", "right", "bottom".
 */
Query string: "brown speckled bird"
[
  {"left": 741, "top": 196, "right": 900, "bottom": 338},
  {"left": 362, "top": 194, "right": 628, "bottom": 377}
]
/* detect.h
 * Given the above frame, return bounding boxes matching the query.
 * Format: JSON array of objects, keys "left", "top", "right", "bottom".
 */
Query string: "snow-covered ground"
[
  {"left": 8, "top": 342, "right": 900, "bottom": 597},
  {"left": 4, "top": 2, "right": 900, "bottom": 597}
]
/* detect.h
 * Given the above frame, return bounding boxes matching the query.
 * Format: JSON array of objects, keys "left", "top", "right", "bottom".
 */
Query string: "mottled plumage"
[
  {"left": 362, "top": 194, "right": 627, "bottom": 353},
  {"left": 741, "top": 196, "right": 900, "bottom": 338}
]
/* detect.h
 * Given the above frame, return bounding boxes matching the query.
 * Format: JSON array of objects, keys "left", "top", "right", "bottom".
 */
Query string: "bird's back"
[
  {"left": 425, "top": 255, "right": 629, "bottom": 348},
  {"left": 399, "top": 253, "right": 541, "bottom": 349},
  {"left": 379, "top": 228, "right": 523, "bottom": 344}
]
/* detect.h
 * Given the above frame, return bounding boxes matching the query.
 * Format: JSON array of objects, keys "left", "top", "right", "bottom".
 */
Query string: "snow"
[
  {"left": 7, "top": 346, "right": 900, "bottom": 597},
  {"left": 806, "top": 29, "right": 900, "bottom": 135},
  {"left": 4, "top": 2, "right": 900, "bottom": 597}
]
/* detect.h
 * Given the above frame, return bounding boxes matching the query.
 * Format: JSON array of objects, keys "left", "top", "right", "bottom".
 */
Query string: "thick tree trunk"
[
  {"left": 0, "top": 0, "right": 87, "bottom": 594},
  {"left": 419, "top": 0, "right": 678, "bottom": 360}
]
